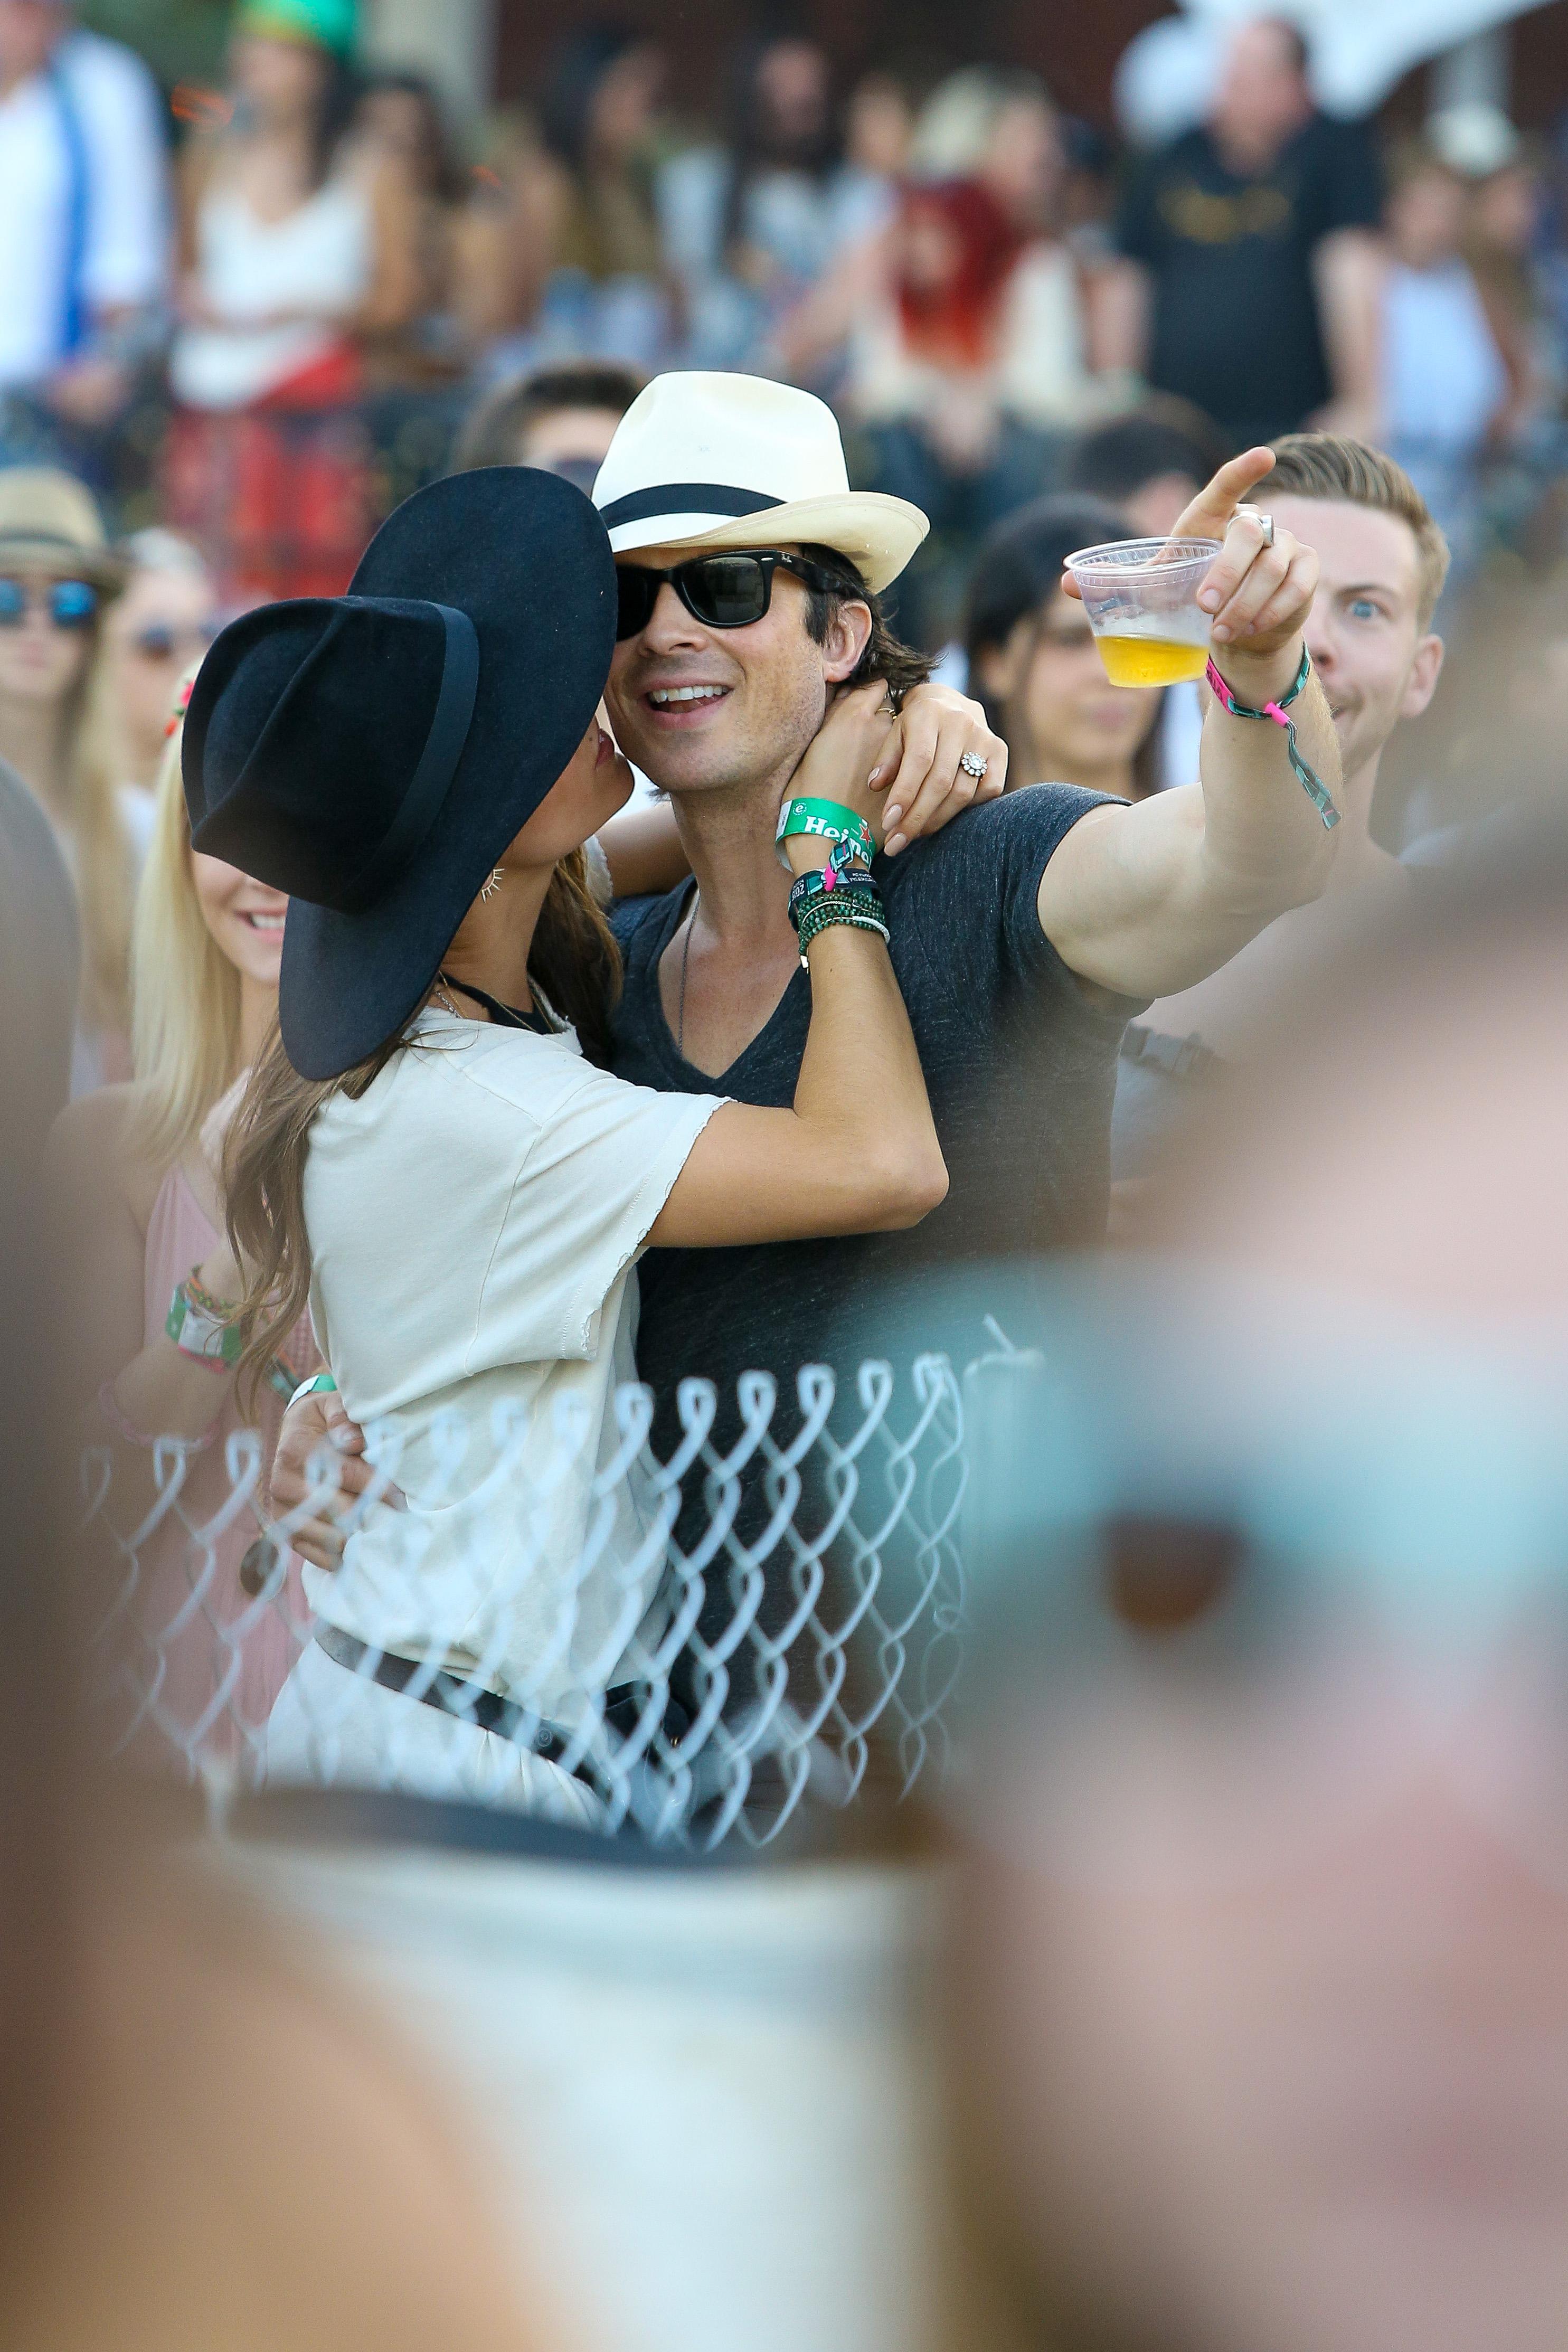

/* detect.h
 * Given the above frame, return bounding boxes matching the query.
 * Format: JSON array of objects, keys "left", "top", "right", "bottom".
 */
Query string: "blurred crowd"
[
  {"left": 6, "top": 0, "right": 1568, "bottom": 1102},
  {"left": 5, "top": 0, "right": 1568, "bottom": 629},
  {"left": 9, "top": 6, "right": 1568, "bottom": 2350}
]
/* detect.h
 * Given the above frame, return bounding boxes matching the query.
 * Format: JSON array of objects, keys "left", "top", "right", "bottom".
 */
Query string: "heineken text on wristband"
[{"left": 776, "top": 796, "right": 875, "bottom": 853}]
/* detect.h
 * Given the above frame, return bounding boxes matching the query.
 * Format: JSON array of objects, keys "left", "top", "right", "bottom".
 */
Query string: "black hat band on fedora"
[
  {"left": 597, "top": 483, "right": 786, "bottom": 530},
  {"left": 345, "top": 602, "right": 478, "bottom": 910}
]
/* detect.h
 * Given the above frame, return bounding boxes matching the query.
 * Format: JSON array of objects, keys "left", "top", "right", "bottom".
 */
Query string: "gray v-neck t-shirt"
[{"left": 608, "top": 783, "right": 1141, "bottom": 1449}]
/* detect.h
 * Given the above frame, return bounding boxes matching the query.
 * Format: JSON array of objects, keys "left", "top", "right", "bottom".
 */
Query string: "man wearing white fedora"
[
  {"left": 277, "top": 371, "right": 1339, "bottom": 1595},
  {"left": 591, "top": 373, "right": 1338, "bottom": 1413}
]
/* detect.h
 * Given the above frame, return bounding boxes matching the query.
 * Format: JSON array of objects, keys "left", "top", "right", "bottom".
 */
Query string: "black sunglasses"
[
  {"left": 614, "top": 551, "right": 846, "bottom": 641},
  {"left": 0, "top": 575, "right": 98, "bottom": 630}
]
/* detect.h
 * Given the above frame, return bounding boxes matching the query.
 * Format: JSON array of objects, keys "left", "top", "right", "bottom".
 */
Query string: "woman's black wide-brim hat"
[{"left": 182, "top": 467, "right": 616, "bottom": 1080}]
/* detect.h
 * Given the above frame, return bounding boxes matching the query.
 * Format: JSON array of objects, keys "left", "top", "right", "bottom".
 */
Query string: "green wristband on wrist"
[{"left": 776, "top": 796, "right": 874, "bottom": 854}]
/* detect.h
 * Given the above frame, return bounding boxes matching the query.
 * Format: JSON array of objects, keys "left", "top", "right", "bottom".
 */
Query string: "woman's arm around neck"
[{"left": 646, "top": 686, "right": 947, "bottom": 1248}]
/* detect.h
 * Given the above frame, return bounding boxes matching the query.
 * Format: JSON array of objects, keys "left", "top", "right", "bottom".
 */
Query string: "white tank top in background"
[
  {"left": 995, "top": 242, "right": 1099, "bottom": 428},
  {"left": 849, "top": 239, "right": 1108, "bottom": 432},
  {"left": 1382, "top": 260, "right": 1507, "bottom": 455},
  {"left": 171, "top": 176, "right": 370, "bottom": 410}
]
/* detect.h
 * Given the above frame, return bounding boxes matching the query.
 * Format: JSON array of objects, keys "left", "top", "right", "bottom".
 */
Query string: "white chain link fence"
[{"left": 82, "top": 1353, "right": 972, "bottom": 1852}]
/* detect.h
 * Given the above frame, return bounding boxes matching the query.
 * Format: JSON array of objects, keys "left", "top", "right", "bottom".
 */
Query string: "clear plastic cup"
[{"left": 1064, "top": 537, "right": 1223, "bottom": 688}]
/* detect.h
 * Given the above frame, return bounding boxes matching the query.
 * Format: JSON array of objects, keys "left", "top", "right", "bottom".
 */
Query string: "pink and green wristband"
[{"left": 1205, "top": 646, "right": 1340, "bottom": 832}]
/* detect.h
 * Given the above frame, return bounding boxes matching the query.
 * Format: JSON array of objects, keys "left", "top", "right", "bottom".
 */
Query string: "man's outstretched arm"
[{"left": 1040, "top": 450, "right": 1341, "bottom": 1000}]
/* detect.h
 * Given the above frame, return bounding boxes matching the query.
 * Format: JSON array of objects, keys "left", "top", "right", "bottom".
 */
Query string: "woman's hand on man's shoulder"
[
  {"left": 795, "top": 679, "right": 1007, "bottom": 858},
  {"left": 869, "top": 681, "right": 1006, "bottom": 856}
]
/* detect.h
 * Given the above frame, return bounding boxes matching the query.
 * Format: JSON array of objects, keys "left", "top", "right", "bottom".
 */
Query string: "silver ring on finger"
[
  {"left": 959, "top": 750, "right": 989, "bottom": 780},
  {"left": 1258, "top": 512, "right": 1275, "bottom": 547}
]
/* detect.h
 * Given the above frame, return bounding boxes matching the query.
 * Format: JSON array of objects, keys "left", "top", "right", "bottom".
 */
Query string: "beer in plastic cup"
[{"left": 1063, "top": 537, "right": 1223, "bottom": 688}]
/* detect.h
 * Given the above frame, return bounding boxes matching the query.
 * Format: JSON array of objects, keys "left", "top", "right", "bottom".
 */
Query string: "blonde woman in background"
[
  {"left": 106, "top": 529, "right": 219, "bottom": 814},
  {"left": 48, "top": 674, "right": 319, "bottom": 1768},
  {"left": 0, "top": 468, "right": 136, "bottom": 1093}
]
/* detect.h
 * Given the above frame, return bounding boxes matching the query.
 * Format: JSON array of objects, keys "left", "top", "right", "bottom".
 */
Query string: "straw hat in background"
[{"left": 0, "top": 468, "right": 127, "bottom": 596}]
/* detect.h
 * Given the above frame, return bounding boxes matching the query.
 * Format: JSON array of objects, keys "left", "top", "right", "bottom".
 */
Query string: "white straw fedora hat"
[{"left": 592, "top": 372, "right": 929, "bottom": 596}]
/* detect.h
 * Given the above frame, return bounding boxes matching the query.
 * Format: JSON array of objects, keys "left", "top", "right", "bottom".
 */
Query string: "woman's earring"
[{"left": 480, "top": 868, "right": 504, "bottom": 903}]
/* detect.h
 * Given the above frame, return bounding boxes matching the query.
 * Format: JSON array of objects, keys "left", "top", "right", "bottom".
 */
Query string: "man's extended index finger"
[{"left": 1170, "top": 446, "right": 1276, "bottom": 543}]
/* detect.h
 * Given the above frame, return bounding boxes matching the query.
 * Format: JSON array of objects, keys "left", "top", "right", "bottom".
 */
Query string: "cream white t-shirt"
[{"left": 302, "top": 1008, "right": 725, "bottom": 1720}]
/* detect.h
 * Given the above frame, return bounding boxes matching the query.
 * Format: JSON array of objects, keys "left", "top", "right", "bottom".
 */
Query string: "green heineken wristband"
[{"left": 775, "top": 796, "right": 874, "bottom": 855}]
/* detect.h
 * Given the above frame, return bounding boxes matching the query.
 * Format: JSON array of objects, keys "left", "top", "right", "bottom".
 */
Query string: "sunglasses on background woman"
[{"left": 0, "top": 576, "right": 98, "bottom": 629}]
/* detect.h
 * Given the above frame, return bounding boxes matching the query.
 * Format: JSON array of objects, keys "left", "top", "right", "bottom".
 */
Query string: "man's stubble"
[{"left": 607, "top": 659, "right": 834, "bottom": 838}]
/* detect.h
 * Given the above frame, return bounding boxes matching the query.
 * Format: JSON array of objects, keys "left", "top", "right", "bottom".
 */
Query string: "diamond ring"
[{"left": 959, "top": 751, "right": 989, "bottom": 780}]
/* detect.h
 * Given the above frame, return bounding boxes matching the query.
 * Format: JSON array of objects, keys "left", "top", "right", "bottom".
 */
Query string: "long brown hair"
[
  {"left": 225, "top": 847, "right": 620, "bottom": 1406},
  {"left": 526, "top": 839, "right": 621, "bottom": 1065}
]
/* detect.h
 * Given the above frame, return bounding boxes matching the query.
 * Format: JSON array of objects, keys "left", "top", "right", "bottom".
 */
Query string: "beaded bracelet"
[
  {"left": 795, "top": 896, "right": 891, "bottom": 965},
  {"left": 183, "top": 1264, "right": 236, "bottom": 1319},
  {"left": 798, "top": 906, "right": 891, "bottom": 956},
  {"left": 96, "top": 1376, "right": 221, "bottom": 1452},
  {"left": 787, "top": 865, "right": 882, "bottom": 932}
]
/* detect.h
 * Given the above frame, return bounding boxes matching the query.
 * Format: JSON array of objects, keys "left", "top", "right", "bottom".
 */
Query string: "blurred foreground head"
[{"left": 947, "top": 824, "right": 1568, "bottom": 2352}]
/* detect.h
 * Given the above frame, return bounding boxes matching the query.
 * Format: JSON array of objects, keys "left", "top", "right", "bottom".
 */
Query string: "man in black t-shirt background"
[{"left": 1106, "top": 17, "right": 1385, "bottom": 449}]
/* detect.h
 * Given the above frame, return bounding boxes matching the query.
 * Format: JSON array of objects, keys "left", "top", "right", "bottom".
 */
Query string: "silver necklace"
[{"left": 676, "top": 891, "right": 697, "bottom": 1060}]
